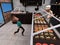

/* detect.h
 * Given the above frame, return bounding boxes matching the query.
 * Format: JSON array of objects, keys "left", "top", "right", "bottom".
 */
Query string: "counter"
[
  {"left": 11, "top": 11, "right": 32, "bottom": 24},
  {"left": 30, "top": 13, "right": 60, "bottom": 45}
]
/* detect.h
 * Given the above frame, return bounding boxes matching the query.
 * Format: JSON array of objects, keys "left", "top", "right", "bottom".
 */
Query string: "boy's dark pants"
[{"left": 14, "top": 26, "right": 25, "bottom": 35}]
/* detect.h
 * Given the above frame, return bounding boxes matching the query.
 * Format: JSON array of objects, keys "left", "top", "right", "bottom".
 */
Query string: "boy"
[
  {"left": 45, "top": 5, "right": 54, "bottom": 24},
  {"left": 13, "top": 16, "right": 25, "bottom": 36}
]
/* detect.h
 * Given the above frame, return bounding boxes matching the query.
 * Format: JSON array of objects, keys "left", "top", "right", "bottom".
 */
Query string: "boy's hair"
[
  {"left": 45, "top": 5, "right": 51, "bottom": 10},
  {"left": 12, "top": 16, "right": 19, "bottom": 22}
]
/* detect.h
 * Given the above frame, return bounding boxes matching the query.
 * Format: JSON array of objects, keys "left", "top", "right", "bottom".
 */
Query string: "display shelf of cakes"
[
  {"left": 33, "top": 30, "right": 60, "bottom": 45},
  {"left": 33, "top": 13, "right": 60, "bottom": 45},
  {"left": 33, "top": 13, "right": 48, "bottom": 33}
]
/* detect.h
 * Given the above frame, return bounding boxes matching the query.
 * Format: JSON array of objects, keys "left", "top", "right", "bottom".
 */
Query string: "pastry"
[
  {"left": 43, "top": 21, "right": 46, "bottom": 24},
  {"left": 43, "top": 43, "right": 48, "bottom": 45},
  {"left": 46, "top": 36, "right": 50, "bottom": 39},
  {"left": 41, "top": 18, "right": 44, "bottom": 21},
  {"left": 35, "top": 35, "right": 39, "bottom": 39},
  {"left": 48, "top": 30, "right": 53, "bottom": 33},
  {"left": 42, "top": 25, "right": 45, "bottom": 30},
  {"left": 49, "top": 33, "right": 54, "bottom": 36},
  {"left": 38, "top": 25, "right": 42, "bottom": 30},
  {"left": 40, "top": 20, "right": 43, "bottom": 24},
  {"left": 34, "top": 25, "right": 39, "bottom": 32},
  {"left": 40, "top": 36, "right": 44, "bottom": 39},
  {"left": 45, "top": 33, "right": 49, "bottom": 36},
  {"left": 53, "top": 36, "right": 56, "bottom": 40},
  {"left": 40, "top": 33, "right": 44, "bottom": 35},
  {"left": 36, "top": 43, "right": 42, "bottom": 45}
]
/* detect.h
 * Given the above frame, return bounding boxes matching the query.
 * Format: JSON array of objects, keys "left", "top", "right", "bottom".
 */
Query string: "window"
[
  {"left": 0, "top": 7, "right": 4, "bottom": 26},
  {"left": 1, "top": 3, "right": 12, "bottom": 12}
]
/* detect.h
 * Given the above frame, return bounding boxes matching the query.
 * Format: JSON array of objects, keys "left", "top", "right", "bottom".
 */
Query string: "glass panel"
[
  {"left": 1, "top": 3, "right": 12, "bottom": 12},
  {"left": 0, "top": 8, "right": 4, "bottom": 26}
]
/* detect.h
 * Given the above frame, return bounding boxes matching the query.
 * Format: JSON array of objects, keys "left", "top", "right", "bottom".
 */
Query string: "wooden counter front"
[{"left": 11, "top": 12, "right": 32, "bottom": 24}]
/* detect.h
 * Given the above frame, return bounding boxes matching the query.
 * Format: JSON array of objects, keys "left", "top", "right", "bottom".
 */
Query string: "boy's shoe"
[
  {"left": 14, "top": 32, "right": 16, "bottom": 35},
  {"left": 22, "top": 34, "right": 24, "bottom": 36}
]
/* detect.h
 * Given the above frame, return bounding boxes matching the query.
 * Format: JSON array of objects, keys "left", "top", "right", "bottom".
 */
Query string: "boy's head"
[
  {"left": 45, "top": 5, "right": 51, "bottom": 11},
  {"left": 12, "top": 15, "right": 19, "bottom": 22}
]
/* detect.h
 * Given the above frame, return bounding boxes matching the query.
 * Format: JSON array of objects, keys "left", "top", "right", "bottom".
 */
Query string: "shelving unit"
[{"left": 0, "top": 0, "right": 13, "bottom": 23}]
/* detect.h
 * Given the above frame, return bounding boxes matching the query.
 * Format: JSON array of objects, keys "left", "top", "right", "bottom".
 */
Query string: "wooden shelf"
[
  {"left": 0, "top": 0, "right": 11, "bottom": 2},
  {"left": 0, "top": 0, "right": 5, "bottom": 2},
  {"left": 3, "top": 12, "right": 11, "bottom": 23},
  {"left": 5, "top": 0, "right": 11, "bottom": 2}
]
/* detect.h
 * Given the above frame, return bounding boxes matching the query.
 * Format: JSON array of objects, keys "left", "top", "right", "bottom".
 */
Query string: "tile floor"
[{"left": 0, "top": 21, "right": 31, "bottom": 45}]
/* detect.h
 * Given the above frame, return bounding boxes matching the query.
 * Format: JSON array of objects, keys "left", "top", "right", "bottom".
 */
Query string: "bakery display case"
[{"left": 30, "top": 13, "right": 60, "bottom": 45}]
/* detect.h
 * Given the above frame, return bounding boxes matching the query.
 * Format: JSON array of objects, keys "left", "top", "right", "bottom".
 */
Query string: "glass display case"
[{"left": 30, "top": 12, "right": 60, "bottom": 45}]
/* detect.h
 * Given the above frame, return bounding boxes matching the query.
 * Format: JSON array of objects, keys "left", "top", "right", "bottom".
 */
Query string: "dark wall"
[
  {"left": 51, "top": 0, "right": 60, "bottom": 4},
  {"left": 51, "top": 5, "right": 60, "bottom": 17},
  {"left": 51, "top": 5, "right": 60, "bottom": 33},
  {"left": 20, "top": 0, "right": 42, "bottom": 6},
  {"left": 50, "top": 0, "right": 56, "bottom": 4}
]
